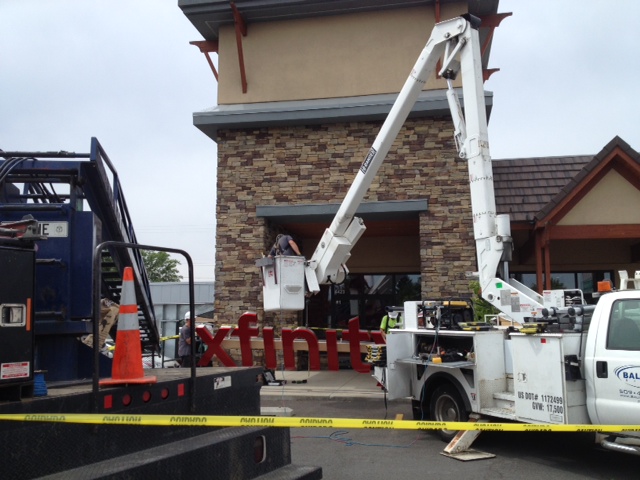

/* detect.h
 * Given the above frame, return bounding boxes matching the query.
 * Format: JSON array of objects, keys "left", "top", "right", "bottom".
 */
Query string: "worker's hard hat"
[{"left": 184, "top": 311, "right": 191, "bottom": 321}]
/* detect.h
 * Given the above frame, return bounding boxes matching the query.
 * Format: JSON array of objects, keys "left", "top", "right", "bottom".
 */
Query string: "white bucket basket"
[{"left": 257, "top": 256, "right": 305, "bottom": 312}]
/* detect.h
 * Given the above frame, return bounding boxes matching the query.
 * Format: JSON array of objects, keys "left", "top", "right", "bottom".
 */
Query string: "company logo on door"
[{"left": 615, "top": 365, "right": 640, "bottom": 388}]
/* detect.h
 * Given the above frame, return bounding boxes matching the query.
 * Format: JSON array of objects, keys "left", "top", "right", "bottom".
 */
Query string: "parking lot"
[{"left": 261, "top": 397, "right": 639, "bottom": 479}]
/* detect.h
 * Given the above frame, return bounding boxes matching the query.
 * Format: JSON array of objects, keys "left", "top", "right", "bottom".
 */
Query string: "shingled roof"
[
  {"left": 493, "top": 136, "right": 640, "bottom": 224},
  {"left": 493, "top": 155, "right": 592, "bottom": 223}
]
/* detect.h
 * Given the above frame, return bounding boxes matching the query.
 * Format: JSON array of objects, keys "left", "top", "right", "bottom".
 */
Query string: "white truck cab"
[{"left": 585, "top": 291, "right": 640, "bottom": 426}]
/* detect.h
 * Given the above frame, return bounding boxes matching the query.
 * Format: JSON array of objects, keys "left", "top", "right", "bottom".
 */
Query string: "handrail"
[
  {"left": 92, "top": 241, "right": 196, "bottom": 413},
  {"left": 89, "top": 138, "right": 155, "bottom": 314}
]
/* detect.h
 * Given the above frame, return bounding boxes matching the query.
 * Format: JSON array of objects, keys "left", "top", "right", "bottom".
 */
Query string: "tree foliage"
[
  {"left": 470, "top": 280, "right": 500, "bottom": 322},
  {"left": 141, "top": 250, "right": 182, "bottom": 282}
]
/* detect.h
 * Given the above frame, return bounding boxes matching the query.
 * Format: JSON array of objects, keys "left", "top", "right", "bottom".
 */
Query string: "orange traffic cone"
[{"left": 100, "top": 267, "right": 156, "bottom": 386}]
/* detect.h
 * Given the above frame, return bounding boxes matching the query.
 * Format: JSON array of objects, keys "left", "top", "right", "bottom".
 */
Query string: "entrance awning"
[{"left": 257, "top": 199, "right": 428, "bottom": 238}]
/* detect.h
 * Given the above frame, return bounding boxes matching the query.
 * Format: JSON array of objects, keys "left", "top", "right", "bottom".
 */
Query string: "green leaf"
[{"left": 141, "top": 250, "right": 182, "bottom": 283}]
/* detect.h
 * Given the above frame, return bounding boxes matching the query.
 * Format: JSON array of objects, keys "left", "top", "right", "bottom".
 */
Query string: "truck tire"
[{"left": 429, "top": 384, "right": 468, "bottom": 442}]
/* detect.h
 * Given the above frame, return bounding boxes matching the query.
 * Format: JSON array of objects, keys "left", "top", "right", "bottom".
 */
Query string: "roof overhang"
[
  {"left": 195, "top": 89, "right": 493, "bottom": 140},
  {"left": 179, "top": 0, "right": 500, "bottom": 42},
  {"left": 257, "top": 199, "right": 428, "bottom": 238},
  {"left": 257, "top": 199, "right": 428, "bottom": 223}
]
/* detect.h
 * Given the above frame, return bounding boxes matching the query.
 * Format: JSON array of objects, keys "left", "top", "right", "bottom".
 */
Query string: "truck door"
[{"left": 587, "top": 298, "right": 640, "bottom": 424}]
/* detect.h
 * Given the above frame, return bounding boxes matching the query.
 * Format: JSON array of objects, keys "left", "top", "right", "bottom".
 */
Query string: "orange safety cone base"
[
  {"left": 113, "top": 331, "right": 144, "bottom": 375},
  {"left": 98, "top": 266, "right": 158, "bottom": 387},
  {"left": 99, "top": 375, "right": 157, "bottom": 386}
]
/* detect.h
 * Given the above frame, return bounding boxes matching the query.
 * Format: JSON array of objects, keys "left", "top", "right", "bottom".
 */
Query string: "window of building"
[
  {"left": 513, "top": 270, "right": 613, "bottom": 303},
  {"left": 328, "top": 273, "right": 420, "bottom": 330}
]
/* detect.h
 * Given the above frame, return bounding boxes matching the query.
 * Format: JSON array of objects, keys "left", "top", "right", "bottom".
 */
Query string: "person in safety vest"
[{"left": 380, "top": 310, "right": 402, "bottom": 339}]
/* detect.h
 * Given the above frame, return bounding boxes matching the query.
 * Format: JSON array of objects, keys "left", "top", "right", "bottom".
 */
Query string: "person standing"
[
  {"left": 178, "top": 312, "right": 193, "bottom": 368},
  {"left": 380, "top": 311, "right": 402, "bottom": 339},
  {"left": 269, "top": 233, "right": 302, "bottom": 257}
]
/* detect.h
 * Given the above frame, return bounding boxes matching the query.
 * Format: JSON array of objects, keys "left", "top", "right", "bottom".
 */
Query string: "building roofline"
[
  {"left": 194, "top": 89, "right": 493, "bottom": 140},
  {"left": 535, "top": 136, "right": 640, "bottom": 223},
  {"left": 179, "top": 0, "right": 500, "bottom": 41}
]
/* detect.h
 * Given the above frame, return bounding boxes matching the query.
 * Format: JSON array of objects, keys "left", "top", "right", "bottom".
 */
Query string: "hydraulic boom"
[{"left": 269, "top": 14, "right": 582, "bottom": 324}]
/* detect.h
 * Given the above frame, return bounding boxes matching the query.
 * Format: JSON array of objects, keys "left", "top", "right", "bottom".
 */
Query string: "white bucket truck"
[{"left": 258, "top": 14, "right": 640, "bottom": 455}]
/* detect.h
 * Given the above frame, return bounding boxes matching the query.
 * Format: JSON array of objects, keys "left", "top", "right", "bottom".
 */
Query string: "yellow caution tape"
[
  {"left": 160, "top": 335, "right": 179, "bottom": 342},
  {"left": 0, "top": 414, "right": 637, "bottom": 433}
]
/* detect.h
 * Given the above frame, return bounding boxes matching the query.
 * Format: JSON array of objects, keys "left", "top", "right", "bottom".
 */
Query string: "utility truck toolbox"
[
  {"left": 511, "top": 333, "right": 589, "bottom": 425},
  {"left": 257, "top": 256, "right": 305, "bottom": 312}
]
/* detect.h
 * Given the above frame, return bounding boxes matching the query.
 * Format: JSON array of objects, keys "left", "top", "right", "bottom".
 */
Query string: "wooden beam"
[
  {"left": 547, "top": 224, "right": 640, "bottom": 240},
  {"left": 189, "top": 40, "right": 219, "bottom": 81},
  {"left": 478, "top": 13, "right": 512, "bottom": 82},
  {"left": 230, "top": 1, "right": 248, "bottom": 93},
  {"left": 483, "top": 68, "right": 500, "bottom": 82},
  {"left": 544, "top": 241, "right": 551, "bottom": 290},
  {"left": 535, "top": 230, "right": 544, "bottom": 293}
]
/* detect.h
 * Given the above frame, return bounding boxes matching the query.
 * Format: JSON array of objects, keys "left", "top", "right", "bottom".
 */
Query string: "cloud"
[
  {"left": 486, "top": 0, "right": 640, "bottom": 158},
  {"left": 2, "top": 0, "right": 639, "bottom": 281},
  {"left": 1, "top": 0, "right": 218, "bottom": 281}
]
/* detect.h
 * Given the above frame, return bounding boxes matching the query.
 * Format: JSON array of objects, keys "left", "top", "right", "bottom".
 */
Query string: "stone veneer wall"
[{"left": 213, "top": 117, "right": 475, "bottom": 329}]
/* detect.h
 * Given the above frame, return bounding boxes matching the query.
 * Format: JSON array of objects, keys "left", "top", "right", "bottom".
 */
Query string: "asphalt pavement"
[
  {"left": 270, "top": 398, "right": 639, "bottom": 480},
  {"left": 258, "top": 370, "right": 638, "bottom": 479}
]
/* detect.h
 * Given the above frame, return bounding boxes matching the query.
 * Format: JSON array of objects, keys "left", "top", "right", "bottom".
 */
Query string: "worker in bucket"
[
  {"left": 269, "top": 233, "right": 302, "bottom": 257},
  {"left": 178, "top": 311, "right": 193, "bottom": 367}
]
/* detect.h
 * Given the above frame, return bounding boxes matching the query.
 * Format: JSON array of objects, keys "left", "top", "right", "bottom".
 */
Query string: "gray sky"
[
  {"left": 488, "top": 0, "right": 640, "bottom": 158},
  {"left": 2, "top": 1, "right": 639, "bottom": 282},
  {"left": 1, "top": 1, "right": 217, "bottom": 281}
]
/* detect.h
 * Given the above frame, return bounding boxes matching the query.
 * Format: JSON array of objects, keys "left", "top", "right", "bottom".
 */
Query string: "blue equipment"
[{"left": 0, "top": 138, "right": 158, "bottom": 381}]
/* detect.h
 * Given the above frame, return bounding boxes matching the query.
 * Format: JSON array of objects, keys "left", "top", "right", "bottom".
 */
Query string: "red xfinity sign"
[{"left": 195, "top": 314, "right": 384, "bottom": 373}]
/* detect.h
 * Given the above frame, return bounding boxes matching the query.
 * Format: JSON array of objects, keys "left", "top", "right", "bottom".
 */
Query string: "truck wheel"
[{"left": 429, "top": 384, "right": 468, "bottom": 442}]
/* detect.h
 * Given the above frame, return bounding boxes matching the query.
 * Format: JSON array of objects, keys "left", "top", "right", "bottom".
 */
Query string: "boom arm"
[
  {"left": 443, "top": 17, "right": 550, "bottom": 323},
  {"left": 306, "top": 15, "right": 479, "bottom": 292},
  {"left": 302, "top": 15, "right": 561, "bottom": 323}
]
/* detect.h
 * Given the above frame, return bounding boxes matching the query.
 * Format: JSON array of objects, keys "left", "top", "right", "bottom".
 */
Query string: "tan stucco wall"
[
  {"left": 507, "top": 166, "right": 640, "bottom": 277},
  {"left": 558, "top": 170, "right": 640, "bottom": 225},
  {"left": 217, "top": 4, "right": 465, "bottom": 104}
]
